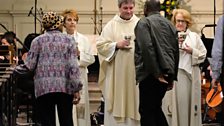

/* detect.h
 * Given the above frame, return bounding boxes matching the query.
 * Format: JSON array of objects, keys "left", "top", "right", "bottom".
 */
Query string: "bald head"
[{"left": 144, "top": 0, "right": 160, "bottom": 16}]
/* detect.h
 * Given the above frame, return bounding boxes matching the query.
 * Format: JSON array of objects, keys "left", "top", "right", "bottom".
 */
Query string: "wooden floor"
[
  {"left": 16, "top": 114, "right": 222, "bottom": 126},
  {"left": 16, "top": 72, "right": 102, "bottom": 126},
  {"left": 15, "top": 73, "right": 223, "bottom": 126},
  {"left": 16, "top": 110, "right": 222, "bottom": 126}
]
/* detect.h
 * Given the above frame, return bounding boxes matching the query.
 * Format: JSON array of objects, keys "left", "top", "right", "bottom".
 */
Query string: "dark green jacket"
[{"left": 134, "top": 12, "right": 179, "bottom": 83}]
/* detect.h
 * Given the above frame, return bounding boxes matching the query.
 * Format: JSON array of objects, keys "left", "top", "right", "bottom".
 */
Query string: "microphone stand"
[
  {"left": 28, "top": 8, "right": 42, "bottom": 24},
  {"left": 99, "top": 6, "right": 103, "bottom": 34},
  {"left": 0, "top": 23, "right": 29, "bottom": 51},
  {"left": 28, "top": 0, "right": 43, "bottom": 33},
  {"left": 99, "top": 0, "right": 103, "bottom": 34},
  {"left": 91, "top": 17, "right": 101, "bottom": 35},
  {"left": 29, "top": 13, "right": 42, "bottom": 23},
  {"left": 34, "top": 0, "right": 37, "bottom": 34}
]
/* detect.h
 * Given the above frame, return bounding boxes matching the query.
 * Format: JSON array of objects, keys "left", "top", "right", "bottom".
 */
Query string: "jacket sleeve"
[
  {"left": 25, "top": 39, "right": 39, "bottom": 71},
  {"left": 96, "top": 21, "right": 117, "bottom": 61},
  {"left": 192, "top": 33, "right": 207, "bottom": 66},
  {"left": 211, "top": 16, "right": 224, "bottom": 80},
  {"left": 68, "top": 43, "right": 83, "bottom": 92}
]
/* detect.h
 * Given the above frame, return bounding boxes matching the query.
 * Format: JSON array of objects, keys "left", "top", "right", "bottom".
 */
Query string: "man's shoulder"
[
  {"left": 138, "top": 16, "right": 160, "bottom": 25},
  {"left": 136, "top": 18, "right": 148, "bottom": 28}
]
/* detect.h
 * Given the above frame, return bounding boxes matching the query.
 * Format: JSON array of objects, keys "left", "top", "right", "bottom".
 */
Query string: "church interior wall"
[{"left": 0, "top": 0, "right": 223, "bottom": 48}]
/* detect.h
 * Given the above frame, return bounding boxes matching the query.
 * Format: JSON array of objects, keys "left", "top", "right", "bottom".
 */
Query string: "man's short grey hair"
[{"left": 117, "top": 0, "right": 135, "bottom": 8}]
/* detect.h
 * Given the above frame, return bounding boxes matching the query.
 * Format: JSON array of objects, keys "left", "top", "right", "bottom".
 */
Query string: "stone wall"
[{"left": 0, "top": 0, "right": 223, "bottom": 48}]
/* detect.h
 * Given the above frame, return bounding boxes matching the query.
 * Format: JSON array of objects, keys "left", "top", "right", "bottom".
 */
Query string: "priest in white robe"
[{"left": 96, "top": 0, "right": 140, "bottom": 126}]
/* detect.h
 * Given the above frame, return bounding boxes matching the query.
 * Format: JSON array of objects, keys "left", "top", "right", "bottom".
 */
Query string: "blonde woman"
[
  {"left": 168, "top": 9, "right": 207, "bottom": 126},
  {"left": 62, "top": 9, "right": 95, "bottom": 126}
]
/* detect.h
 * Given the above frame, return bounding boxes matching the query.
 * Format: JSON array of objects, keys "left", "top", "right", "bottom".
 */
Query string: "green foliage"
[{"left": 161, "top": 0, "right": 179, "bottom": 19}]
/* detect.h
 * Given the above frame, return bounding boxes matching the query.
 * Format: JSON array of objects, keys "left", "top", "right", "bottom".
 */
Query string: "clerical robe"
[{"left": 96, "top": 14, "right": 140, "bottom": 126}]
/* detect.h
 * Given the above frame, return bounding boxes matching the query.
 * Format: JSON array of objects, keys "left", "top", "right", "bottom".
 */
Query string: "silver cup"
[
  {"left": 178, "top": 32, "right": 187, "bottom": 48},
  {"left": 124, "top": 35, "right": 131, "bottom": 41}
]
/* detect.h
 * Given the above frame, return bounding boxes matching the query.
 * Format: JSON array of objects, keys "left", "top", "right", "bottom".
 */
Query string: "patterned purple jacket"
[{"left": 25, "top": 30, "right": 82, "bottom": 97}]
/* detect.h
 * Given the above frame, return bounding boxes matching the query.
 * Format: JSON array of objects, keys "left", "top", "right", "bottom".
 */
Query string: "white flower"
[{"left": 160, "top": 0, "right": 165, "bottom": 4}]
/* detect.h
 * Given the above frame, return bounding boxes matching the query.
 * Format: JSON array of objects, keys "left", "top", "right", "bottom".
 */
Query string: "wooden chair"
[{"left": 0, "top": 45, "right": 16, "bottom": 65}]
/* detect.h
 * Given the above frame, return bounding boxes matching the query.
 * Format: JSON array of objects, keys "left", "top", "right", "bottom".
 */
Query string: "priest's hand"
[
  {"left": 73, "top": 92, "right": 81, "bottom": 105},
  {"left": 116, "top": 40, "right": 131, "bottom": 49}
]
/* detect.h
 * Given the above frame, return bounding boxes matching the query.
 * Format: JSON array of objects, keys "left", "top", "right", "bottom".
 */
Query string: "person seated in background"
[
  {"left": 21, "top": 33, "right": 40, "bottom": 63},
  {"left": 0, "top": 31, "right": 18, "bottom": 63},
  {"left": 16, "top": 33, "right": 40, "bottom": 124}
]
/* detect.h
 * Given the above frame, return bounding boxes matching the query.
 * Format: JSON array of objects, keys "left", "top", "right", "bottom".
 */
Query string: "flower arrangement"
[
  {"left": 160, "top": 0, "right": 178, "bottom": 19},
  {"left": 137, "top": 0, "right": 179, "bottom": 20}
]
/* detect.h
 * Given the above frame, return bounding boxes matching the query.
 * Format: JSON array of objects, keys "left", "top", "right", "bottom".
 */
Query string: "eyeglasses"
[{"left": 176, "top": 19, "right": 187, "bottom": 24}]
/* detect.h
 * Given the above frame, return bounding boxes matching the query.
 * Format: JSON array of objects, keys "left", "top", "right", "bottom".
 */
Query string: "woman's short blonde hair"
[
  {"left": 61, "top": 9, "right": 79, "bottom": 22},
  {"left": 171, "top": 9, "right": 193, "bottom": 27}
]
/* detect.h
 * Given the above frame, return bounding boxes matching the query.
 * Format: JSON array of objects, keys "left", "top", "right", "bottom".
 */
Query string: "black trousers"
[
  {"left": 36, "top": 92, "right": 73, "bottom": 126},
  {"left": 139, "top": 75, "right": 168, "bottom": 126}
]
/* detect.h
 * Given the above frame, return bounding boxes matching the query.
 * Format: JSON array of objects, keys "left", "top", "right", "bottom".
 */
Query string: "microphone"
[
  {"left": 40, "top": 8, "right": 44, "bottom": 16},
  {"left": 28, "top": 7, "right": 33, "bottom": 16},
  {"left": 90, "top": 17, "right": 100, "bottom": 35}
]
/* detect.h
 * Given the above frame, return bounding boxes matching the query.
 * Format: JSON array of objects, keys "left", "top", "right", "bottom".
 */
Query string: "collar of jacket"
[{"left": 146, "top": 11, "right": 160, "bottom": 17}]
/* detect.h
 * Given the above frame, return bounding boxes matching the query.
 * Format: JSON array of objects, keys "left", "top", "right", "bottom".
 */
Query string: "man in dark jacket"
[{"left": 134, "top": 0, "right": 179, "bottom": 125}]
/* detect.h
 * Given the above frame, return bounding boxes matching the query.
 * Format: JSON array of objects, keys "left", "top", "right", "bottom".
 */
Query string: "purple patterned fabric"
[{"left": 25, "top": 30, "right": 82, "bottom": 97}]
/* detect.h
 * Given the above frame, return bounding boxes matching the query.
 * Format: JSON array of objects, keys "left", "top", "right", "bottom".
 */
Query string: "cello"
[
  {"left": 201, "top": 61, "right": 223, "bottom": 121},
  {"left": 201, "top": 76, "right": 218, "bottom": 121},
  {"left": 206, "top": 82, "right": 223, "bottom": 117}
]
